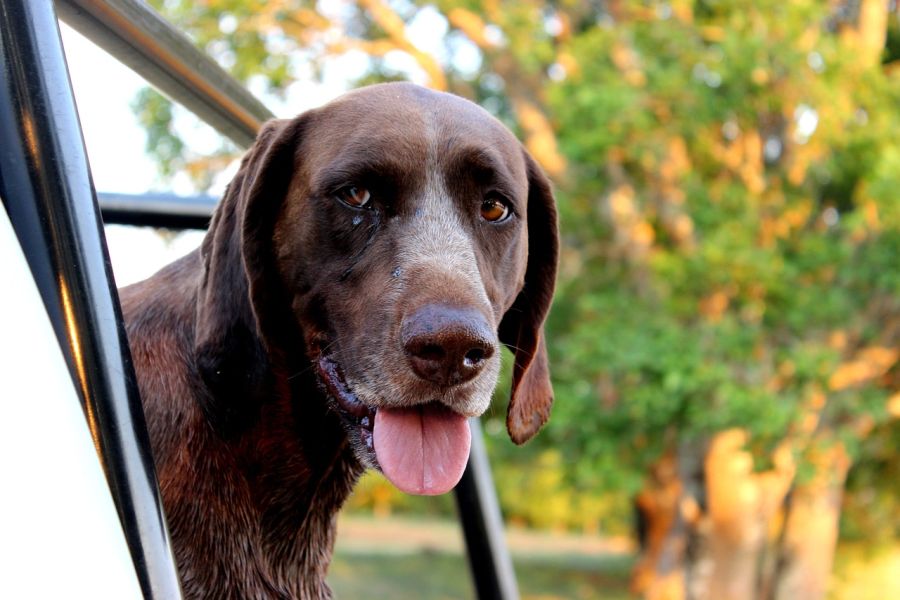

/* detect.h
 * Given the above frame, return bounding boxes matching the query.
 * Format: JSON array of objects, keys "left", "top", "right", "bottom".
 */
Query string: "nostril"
[
  {"left": 418, "top": 344, "right": 445, "bottom": 363},
  {"left": 463, "top": 348, "right": 485, "bottom": 368}
]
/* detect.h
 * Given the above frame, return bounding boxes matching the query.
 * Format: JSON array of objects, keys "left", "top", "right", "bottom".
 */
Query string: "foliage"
[
  {"left": 532, "top": 0, "right": 900, "bottom": 533},
  {"left": 138, "top": 0, "right": 900, "bottom": 539}
]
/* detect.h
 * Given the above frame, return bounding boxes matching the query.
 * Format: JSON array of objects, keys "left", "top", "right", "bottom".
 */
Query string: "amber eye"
[
  {"left": 480, "top": 197, "right": 510, "bottom": 222},
  {"left": 337, "top": 186, "right": 371, "bottom": 208}
]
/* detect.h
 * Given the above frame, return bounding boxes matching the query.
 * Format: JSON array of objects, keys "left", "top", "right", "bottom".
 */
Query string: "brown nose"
[{"left": 401, "top": 304, "right": 496, "bottom": 386}]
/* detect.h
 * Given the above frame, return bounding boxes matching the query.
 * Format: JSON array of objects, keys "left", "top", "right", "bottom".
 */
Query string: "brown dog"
[{"left": 121, "top": 82, "right": 558, "bottom": 598}]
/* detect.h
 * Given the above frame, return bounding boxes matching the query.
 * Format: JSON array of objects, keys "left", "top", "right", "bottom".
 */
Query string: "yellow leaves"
[
  {"left": 699, "top": 290, "right": 731, "bottom": 322},
  {"left": 739, "top": 130, "right": 765, "bottom": 194},
  {"left": 828, "top": 347, "right": 899, "bottom": 392},
  {"left": 349, "top": 39, "right": 398, "bottom": 57},
  {"left": 808, "top": 389, "right": 827, "bottom": 411},
  {"left": 249, "top": 4, "right": 330, "bottom": 46},
  {"left": 846, "top": 192, "right": 884, "bottom": 240},
  {"left": 447, "top": 9, "right": 567, "bottom": 181},
  {"left": 287, "top": 8, "right": 330, "bottom": 31},
  {"left": 863, "top": 200, "right": 881, "bottom": 230},
  {"left": 447, "top": 8, "right": 495, "bottom": 50},
  {"left": 345, "top": 471, "right": 403, "bottom": 517},
  {"left": 780, "top": 359, "right": 797, "bottom": 378},
  {"left": 608, "top": 184, "right": 635, "bottom": 219},
  {"left": 669, "top": 0, "right": 694, "bottom": 24},
  {"left": 796, "top": 27, "right": 820, "bottom": 54},
  {"left": 258, "top": 0, "right": 453, "bottom": 91},
  {"left": 632, "top": 221, "right": 656, "bottom": 246},
  {"left": 670, "top": 214, "right": 695, "bottom": 243},
  {"left": 829, "top": 330, "right": 848, "bottom": 351},
  {"left": 607, "top": 146, "right": 626, "bottom": 165},
  {"left": 758, "top": 199, "right": 813, "bottom": 247},
  {"left": 783, "top": 201, "right": 813, "bottom": 229},
  {"left": 183, "top": 153, "right": 238, "bottom": 183},
  {"left": 751, "top": 67, "right": 770, "bottom": 86},
  {"left": 512, "top": 98, "right": 566, "bottom": 176},
  {"left": 649, "top": 136, "right": 696, "bottom": 250},
  {"left": 804, "top": 439, "right": 852, "bottom": 488},
  {"left": 611, "top": 41, "right": 647, "bottom": 87},
  {"left": 358, "top": 0, "right": 447, "bottom": 90},
  {"left": 554, "top": 50, "right": 580, "bottom": 79},
  {"left": 888, "top": 393, "right": 900, "bottom": 419},
  {"left": 446, "top": 9, "right": 567, "bottom": 178},
  {"left": 853, "top": 413, "right": 877, "bottom": 437},
  {"left": 715, "top": 128, "right": 766, "bottom": 194},
  {"left": 700, "top": 25, "right": 726, "bottom": 43},
  {"left": 496, "top": 449, "right": 612, "bottom": 532},
  {"left": 604, "top": 183, "right": 657, "bottom": 261},
  {"left": 650, "top": 99, "right": 672, "bottom": 124},
  {"left": 609, "top": 43, "right": 633, "bottom": 72},
  {"left": 659, "top": 137, "right": 691, "bottom": 183},
  {"left": 757, "top": 217, "right": 778, "bottom": 249},
  {"left": 796, "top": 389, "right": 827, "bottom": 435},
  {"left": 358, "top": 0, "right": 404, "bottom": 39}
]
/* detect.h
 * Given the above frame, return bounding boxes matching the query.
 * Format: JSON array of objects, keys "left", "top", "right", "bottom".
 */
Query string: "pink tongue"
[{"left": 373, "top": 405, "right": 471, "bottom": 496}]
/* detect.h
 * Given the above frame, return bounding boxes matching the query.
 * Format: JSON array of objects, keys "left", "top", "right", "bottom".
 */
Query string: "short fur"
[{"left": 122, "top": 83, "right": 558, "bottom": 598}]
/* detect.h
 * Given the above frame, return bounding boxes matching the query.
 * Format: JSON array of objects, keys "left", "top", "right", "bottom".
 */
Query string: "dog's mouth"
[
  {"left": 314, "top": 354, "right": 471, "bottom": 496},
  {"left": 315, "top": 354, "right": 377, "bottom": 457}
]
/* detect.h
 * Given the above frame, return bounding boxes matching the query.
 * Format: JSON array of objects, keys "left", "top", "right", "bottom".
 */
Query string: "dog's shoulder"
[
  {"left": 119, "top": 249, "right": 204, "bottom": 461},
  {"left": 120, "top": 249, "right": 202, "bottom": 337}
]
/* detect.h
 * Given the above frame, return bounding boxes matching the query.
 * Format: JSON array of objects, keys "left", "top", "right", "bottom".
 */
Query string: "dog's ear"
[
  {"left": 499, "top": 150, "right": 559, "bottom": 445},
  {"left": 194, "top": 118, "right": 302, "bottom": 434}
]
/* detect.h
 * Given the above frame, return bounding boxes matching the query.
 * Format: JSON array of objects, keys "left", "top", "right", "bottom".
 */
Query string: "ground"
[
  {"left": 329, "top": 515, "right": 900, "bottom": 599},
  {"left": 329, "top": 515, "right": 633, "bottom": 600}
]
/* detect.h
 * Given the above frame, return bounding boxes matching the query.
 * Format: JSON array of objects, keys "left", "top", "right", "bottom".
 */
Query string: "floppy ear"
[
  {"left": 498, "top": 151, "right": 559, "bottom": 445},
  {"left": 193, "top": 118, "right": 303, "bottom": 435}
]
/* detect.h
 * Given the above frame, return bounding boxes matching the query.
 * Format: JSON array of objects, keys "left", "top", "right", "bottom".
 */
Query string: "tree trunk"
[
  {"left": 632, "top": 430, "right": 848, "bottom": 600},
  {"left": 631, "top": 451, "right": 690, "bottom": 600},
  {"left": 771, "top": 443, "right": 850, "bottom": 600}
]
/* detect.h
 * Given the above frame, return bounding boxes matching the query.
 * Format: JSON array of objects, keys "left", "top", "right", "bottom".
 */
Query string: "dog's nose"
[{"left": 401, "top": 305, "right": 496, "bottom": 386}]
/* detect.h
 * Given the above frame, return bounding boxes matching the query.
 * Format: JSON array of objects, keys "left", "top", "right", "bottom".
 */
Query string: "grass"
[
  {"left": 327, "top": 515, "right": 900, "bottom": 599},
  {"left": 829, "top": 542, "right": 900, "bottom": 600},
  {"left": 327, "top": 516, "right": 633, "bottom": 600}
]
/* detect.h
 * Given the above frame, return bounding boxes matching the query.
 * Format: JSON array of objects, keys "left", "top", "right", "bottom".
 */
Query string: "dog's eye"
[
  {"left": 336, "top": 186, "right": 372, "bottom": 209},
  {"left": 480, "top": 197, "right": 510, "bottom": 223}
]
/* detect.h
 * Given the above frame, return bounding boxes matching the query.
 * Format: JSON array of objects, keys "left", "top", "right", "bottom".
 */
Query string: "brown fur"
[{"left": 121, "top": 83, "right": 558, "bottom": 598}]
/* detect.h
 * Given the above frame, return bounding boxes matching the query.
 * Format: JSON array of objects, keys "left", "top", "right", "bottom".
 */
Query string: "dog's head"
[{"left": 194, "top": 83, "right": 558, "bottom": 494}]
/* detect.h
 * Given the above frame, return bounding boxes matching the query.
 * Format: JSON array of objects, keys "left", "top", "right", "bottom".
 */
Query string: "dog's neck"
[
  {"left": 238, "top": 368, "right": 364, "bottom": 594},
  {"left": 175, "top": 360, "right": 364, "bottom": 598},
  {"left": 126, "top": 258, "right": 366, "bottom": 598}
]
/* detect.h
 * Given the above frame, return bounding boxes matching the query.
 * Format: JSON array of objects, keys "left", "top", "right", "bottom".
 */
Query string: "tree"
[
  {"left": 542, "top": 2, "right": 900, "bottom": 598},
  {"left": 136, "top": 1, "right": 900, "bottom": 598}
]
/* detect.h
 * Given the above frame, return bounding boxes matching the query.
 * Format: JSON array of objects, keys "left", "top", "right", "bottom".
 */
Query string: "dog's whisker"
[{"left": 286, "top": 340, "right": 339, "bottom": 380}]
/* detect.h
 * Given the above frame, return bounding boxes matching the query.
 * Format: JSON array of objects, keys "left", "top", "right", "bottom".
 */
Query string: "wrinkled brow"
[
  {"left": 312, "top": 151, "right": 419, "bottom": 195},
  {"left": 446, "top": 146, "right": 519, "bottom": 198}
]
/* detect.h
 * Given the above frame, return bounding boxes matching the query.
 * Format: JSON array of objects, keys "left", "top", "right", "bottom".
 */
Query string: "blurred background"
[{"left": 63, "top": 1, "right": 899, "bottom": 598}]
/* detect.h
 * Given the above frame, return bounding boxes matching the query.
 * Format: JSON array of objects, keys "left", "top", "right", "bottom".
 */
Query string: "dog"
[{"left": 120, "top": 82, "right": 558, "bottom": 598}]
